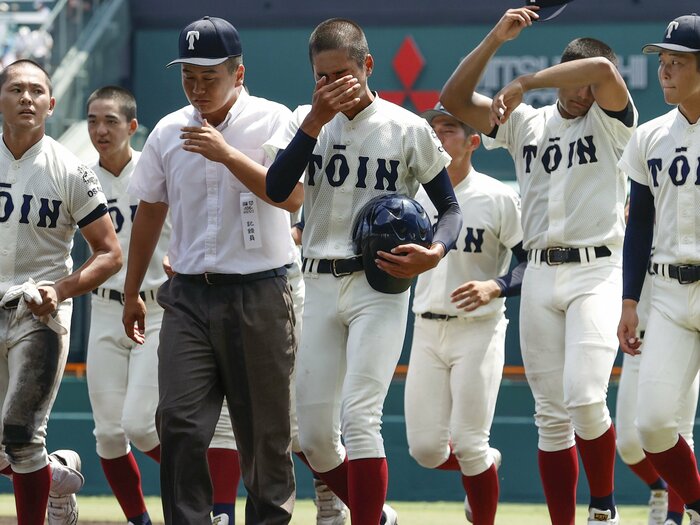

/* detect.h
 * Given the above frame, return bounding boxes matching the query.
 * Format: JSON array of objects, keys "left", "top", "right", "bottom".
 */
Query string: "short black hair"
[
  {"left": 561, "top": 37, "right": 618, "bottom": 67},
  {"left": 224, "top": 55, "right": 243, "bottom": 74},
  {"left": 308, "top": 18, "right": 369, "bottom": 68},
  {"left": 86, "top": 85, "right": 137, "bottom": 121},
  {"left": 0, "top": 59, "right": 52, "bottom": 95}
]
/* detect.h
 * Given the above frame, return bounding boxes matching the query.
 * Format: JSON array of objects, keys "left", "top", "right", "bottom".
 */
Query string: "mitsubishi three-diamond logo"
[{"left": 378, "top": 36, "right": 440, "bottom": 113}]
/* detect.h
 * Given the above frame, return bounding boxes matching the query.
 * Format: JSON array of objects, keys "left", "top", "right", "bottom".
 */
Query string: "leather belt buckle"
[
  {"left": 675, "top": 265, "right": 700, "bottom": 284},
  {"left": 545, "top": 247, "right": 568, "bottom": 266},
  {"left": 331, "top": 259, "right": 352, "bottom": 277}
]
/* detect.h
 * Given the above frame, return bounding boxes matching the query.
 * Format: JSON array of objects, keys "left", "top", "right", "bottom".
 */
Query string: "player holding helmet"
[{"left": 265, "top": 17, "right": 462, "bottom": 525}]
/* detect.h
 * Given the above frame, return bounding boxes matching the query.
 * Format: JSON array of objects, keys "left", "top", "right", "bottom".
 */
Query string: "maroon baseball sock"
[
  {"left": 669, "top": 485, "right": 685, "bottom": 515},
  {"left": 100, "top": 452, "right": 148, "bottom": 519},
  {"left": 143, "top": 445, "right": 160, "bottom": 463},
  {"left": 576, "top": 425, "right": 616, "bottom": 499},
  {"left": 0, "top": 465, "right": 11, "bottom": 477},
  {"left": 436, "top": 452, "right": 461, "bottom": 471},
  {"left": 627, "top": 456, "right": 663, "bottom": 486},
  {"left": 207, "top": 448, "right": 240, "bottom": 505},
  {"left": 539, "top": 447, "right": 578, "bottom": 525},
  {"left": 461, "top": 463, "right": 499, "bottom": 525},
  {"left": 316, "top": 456, "right": 350, "bottom": 505},
  {"left": 348, "top": 458, "right": 387, "bottom": 525},
  {"left": 13, "top": 465, "right": 51, "bottom": 525},
  {"left": 646, "top": 437, "right": 700, "bottom": 504}
]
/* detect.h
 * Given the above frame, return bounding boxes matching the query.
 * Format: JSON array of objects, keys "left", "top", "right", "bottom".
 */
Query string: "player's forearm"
[
  {"left": 519, "top": 57, "right": 623, "bottom": 93},
  {"left": 622, "top": 181, "right": 654, "bottom": 301},
  {"left": 266, "top": 129, "right": 315, "bottom": 203},
  {"left": 54, "top": 247, "right": 122, "bottom": 302},
  {"left": 440, "top": 31, "right": 503, "bottom": 131},
  {"left": 422, "top": 169, "right": 463, "bottom": 253},
  {"left": 223, "top": 148, "right": 303, "bottom": 212},
  {"left": 124, "top": 202, "right": 168, "bottom": 298}
]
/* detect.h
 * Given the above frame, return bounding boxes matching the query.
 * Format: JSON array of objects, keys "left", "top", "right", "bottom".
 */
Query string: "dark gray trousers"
[{"left": 156, "top": 273, "right": 296, "bottom": 524}]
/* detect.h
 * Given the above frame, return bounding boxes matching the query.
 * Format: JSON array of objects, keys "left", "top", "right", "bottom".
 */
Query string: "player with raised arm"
[
  {"left": 265, "top": 18, "right": 462, "bottom": 525},
  {"left": 0, "top": 59, "right": 121, "bottom": 525},
  {"left": 617, "top": 13, "right": 700, "bottom": 525},
  {"left": 441, "top": 5, "right": 637, "bottom": 524},
  {"left": 404, "top": 103, "right": 525, "bottom": 525}
]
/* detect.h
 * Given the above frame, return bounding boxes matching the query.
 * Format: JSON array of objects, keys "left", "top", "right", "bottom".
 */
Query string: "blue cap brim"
[{"left": 642, "top": 42, "right": 700, "bottom": 54}]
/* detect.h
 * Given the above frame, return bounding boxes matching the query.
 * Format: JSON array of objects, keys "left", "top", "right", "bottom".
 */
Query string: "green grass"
[{"left": 0, "top": 495, "right": 657, "bottom": 524}]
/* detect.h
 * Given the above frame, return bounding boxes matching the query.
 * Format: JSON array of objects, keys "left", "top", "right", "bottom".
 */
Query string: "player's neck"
[
  {"left": 447, "top": 155, "right": 472, "bottom": 187},
  {"left": 1, "top": 126, "right": 44, "bottom": 159},
  {"left": 343, "top": 88, "right": 374, "bottom": 120},
  {"left": 99, "top": 148, "right": 132, "bottom": 177},
  {"left": 678, "top": 97, "right": 700, "bottom": 125}
]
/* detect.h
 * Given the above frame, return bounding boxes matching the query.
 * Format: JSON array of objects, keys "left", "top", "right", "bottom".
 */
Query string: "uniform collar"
[
  {"left": 0, "top": 134, "right": 45, "bottom": 162},
  {"left": 192, "top": 88, "right": 250, "bottom": 131},
  {"left": 337, "top": 90, "right": 380, "bottom": 123}
]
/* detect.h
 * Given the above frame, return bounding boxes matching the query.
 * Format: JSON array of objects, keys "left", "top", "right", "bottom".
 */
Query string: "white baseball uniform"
[
  {"left": 88, "top": 150, "right": 236, "bottom": 460},
  {"left": 265, "top": 95, "right": 450, "bottom": 473},
  {"left": 618, "top": 107, "right": 700, "bottom": 454},
  {"left": 0, "top": 135, "right": 106, "bottom": 473},
  {"left": 615, "top": 270, "right": 698, "bottom": 466},
  {"left": 483, "top": 98, "right": 637, "bottom": 451},
  {"left": 405, "top": 170, "right": 522, "bottom": 476}
]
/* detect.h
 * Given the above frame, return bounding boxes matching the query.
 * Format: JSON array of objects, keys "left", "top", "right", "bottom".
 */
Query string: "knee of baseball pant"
[
  {"left": 452, "top": 439, "right": 492, "bottom": 477},
  {"left": 534, "top": 414, "right": 576, "bottom": 452},
  {"left": 122, "top": 418, "right": 159, "bottom": 455},
  {"left": 615, "top": 424, "right": 645, "bottom": 465},
  {"left": 636, "top": 411, "right": 678, "bottom": 454},
  {"left": 341, "top": 409, "right": 383, "bottom": 458},
  {"left": 407, "top": 437, "right": 449, "bottom": 470},
  {"left": 568, "top": 402, "right": 611, "bottom": 441},
  {"left": 3, "top": 441, "right": 46, "bottom": 474},
  {"left": 298, "top": 425, "right": 344, "bottom": 473},
  {"left": 94, "top": 430, "right": 130, "bottom": 460}
]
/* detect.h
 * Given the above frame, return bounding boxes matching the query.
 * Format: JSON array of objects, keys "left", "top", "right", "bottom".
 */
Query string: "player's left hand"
[
  {"left": 490, "top": 79, "right": 525, "bottom": 126},
  {"left": 180, "top": 119, "right": 232, "bottom": 163},
  {"left": 26, "top": 285, "right": 61, "bottom": 316},
  {"left": 375, "top": 243, "right": 442, "bottom": 278},
  {"left": 450, "top": 280, "right": 501, "bottom": 312},
  {"left": 618, "top": 299, "right": 642, "bottom": 355}
]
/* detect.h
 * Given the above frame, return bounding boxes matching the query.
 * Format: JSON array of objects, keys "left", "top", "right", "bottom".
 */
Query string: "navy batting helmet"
[{"left": 352, "top": 194, "right": 433, "bottom": 294}]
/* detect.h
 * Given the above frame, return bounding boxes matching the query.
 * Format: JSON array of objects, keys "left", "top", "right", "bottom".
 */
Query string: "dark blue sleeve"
[
  {"left": 422, "top": 168, "right": 463, "bottom": 252},
  {"left": 265, "top": 129, "right": 317, "bottom": 202},
  {"left": 495, "top": 242, "right": 527, "bottom": 297},
  {"left": 623, "top": 180, "right": 655, "bottom": 301}
]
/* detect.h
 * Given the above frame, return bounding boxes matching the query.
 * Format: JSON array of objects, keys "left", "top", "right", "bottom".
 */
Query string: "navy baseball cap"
[
  {"left": 167, "top": 16, "right": 242, "bottom": 68},
  {"left": 642, "top": 14, "right": 700, "bottom": 54},
  {"left": 527, "top": 0, "right": 575, "bottom": 22}
]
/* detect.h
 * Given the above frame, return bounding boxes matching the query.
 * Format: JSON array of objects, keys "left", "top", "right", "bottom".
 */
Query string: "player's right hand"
[
  {"left": 304, "top": 75, "right": 361, "bottom": 135},
  {"left": 491, "top": 7, "right": 539, "bottom": 43},
  {"left": 123, "top": 295, "right": 147, "bottom": 345},
  {"left": 490, "top": 79, "right": 525, "bottom": 126},
  {"left": 617, "top": 299, "right": 642, "bottom": 355}
]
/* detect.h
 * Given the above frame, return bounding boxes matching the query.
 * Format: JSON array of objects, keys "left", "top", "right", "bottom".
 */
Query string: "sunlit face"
[
  {"left": 430, "top": 114, "right": 472, "bottom": 162},
  {"left": 87, "top": 98, "right": 136, "bottom": 159},
  {"left": 557, "top": 84, "right": 595, "bottom": 119},
  {"left": 181, "top": 61, "right": 243, "bottom": 125},
  {"left": 0, "top": 62, "right": 54, "bottom": 132},
  {"left": 657, "top": 50, "right": 700, "bottom": 106}
]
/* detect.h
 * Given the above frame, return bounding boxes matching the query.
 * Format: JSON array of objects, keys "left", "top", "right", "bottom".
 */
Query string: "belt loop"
[{"left": 530, "top": 249, "right": 542, "bottom": 268}]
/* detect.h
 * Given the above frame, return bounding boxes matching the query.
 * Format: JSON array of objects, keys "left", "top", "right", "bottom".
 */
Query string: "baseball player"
[
  {"left": 617, "top": 13, "right": 700, "bottom": 525},
  {"left": 615, "top": 261, "right": 698, "bottom": 525},
  {"left": 265, "top": 18, "right": 462, "bottom": 525},
  {"left": 441, "top": 6, "right": 637, "bottom": 525},
  {"left": 0, "top": 59, "right": 121, "bottom": 525},
  {"left": 405, "top": 104, "right": 525, "bottom": 525},
  {"left": 123, "top": 16, "right": 301, "bottom": 525},
  {"left": 84, "top": 86, "right": 241, "bottom": 525}
]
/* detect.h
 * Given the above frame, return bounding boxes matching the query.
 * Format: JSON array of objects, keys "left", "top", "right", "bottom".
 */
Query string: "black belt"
[
  {"left": 530, "top": 246, "right": 611, "bottom": 265},
  {"left": 178, "top": 266, "right": 287, "bottom": 285},
  {"left": 92, "top": 288, "right": 157, "bottom": 304},
  {"left": 302, "top": 257, "right": 364, "bottom": 277},
  {"left": 420, "top": 312, "right": 458, "bottom": 321},
  {"left": 652, "top": 263, "right": 700, "bottom": 284}
]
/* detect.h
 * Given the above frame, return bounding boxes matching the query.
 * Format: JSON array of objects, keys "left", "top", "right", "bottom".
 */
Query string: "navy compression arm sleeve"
[
  {"left": 266, "top": 129, "right": 317, "bottom": 202},
  {"left": 422, "top": 168, "right": 463, "bottom": 252},
  {"left": 495, "top": 242, "right": 527, "bottom": 297},
  {"left": 622, "top": 180, "right": 655, "bottom": 301}
]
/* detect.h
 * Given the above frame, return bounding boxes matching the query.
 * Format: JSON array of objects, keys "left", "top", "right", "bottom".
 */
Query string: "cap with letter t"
[
  {"left": 527, "top": 0, "right": 575, "bottom": 22},
  {"left": 167, "top": 16, "right": 242, "bottom": 67},
  {"left": 642, "top": 14, "right": 700, "bottom": 54}
]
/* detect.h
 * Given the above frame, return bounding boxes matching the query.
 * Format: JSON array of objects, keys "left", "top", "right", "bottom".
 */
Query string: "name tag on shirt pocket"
[{"left": 240, "top": 192, "right": 262, "bottom": 250}]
